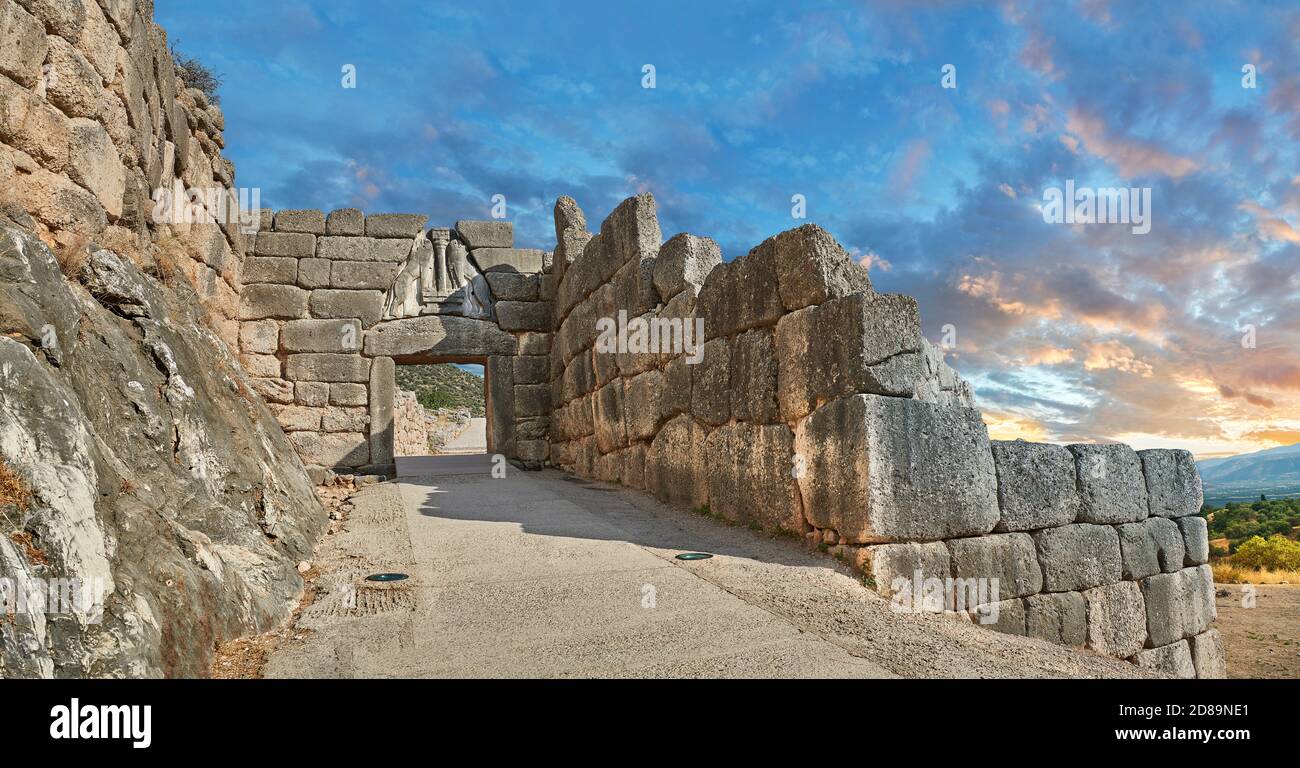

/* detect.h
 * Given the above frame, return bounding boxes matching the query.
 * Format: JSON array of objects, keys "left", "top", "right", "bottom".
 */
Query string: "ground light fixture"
[
  {"left": 365, "top": 573, "right": 410, "bottom": 582},
  {"left": 675, "top": 553, "right": 713, "bottom": 561}
]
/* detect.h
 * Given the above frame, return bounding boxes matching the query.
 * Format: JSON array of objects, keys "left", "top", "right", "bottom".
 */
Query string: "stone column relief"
[{"left": 382, "top": 228, "right": 488, "bottom": 320}]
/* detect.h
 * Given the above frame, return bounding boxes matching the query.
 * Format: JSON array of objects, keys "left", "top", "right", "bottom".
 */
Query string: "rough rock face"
[{"left": 0, "top": 216, "right": 325, "bottom": 677}]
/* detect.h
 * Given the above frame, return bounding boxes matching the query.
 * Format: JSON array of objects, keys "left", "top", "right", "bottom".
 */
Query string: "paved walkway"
[
  {"left": 264, "top": 460, "right": 1152, "bottom": 679},
  {"left": 438, "top": 417, "right": 486, "bottom": 455}
]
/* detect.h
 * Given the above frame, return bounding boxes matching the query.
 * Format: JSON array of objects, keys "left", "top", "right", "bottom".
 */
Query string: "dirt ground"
[{"left": 1214, "top": 583, "right": 1300, "bottom": 679}]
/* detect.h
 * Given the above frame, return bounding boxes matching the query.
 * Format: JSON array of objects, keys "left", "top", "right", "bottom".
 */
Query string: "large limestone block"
[
  {"left": 67, "top": 118, "right": 124, "bottom": 218},
  {"left": 316, "top": 236, "right": 409, "bottom": 263},
  {"left": 274, "top": 209, "right": 325, "bottom": 234},
  {"left": 1024, "top": 591, "right": 1087, "bottom": 646},
  {"left": 368, "top": 356, "right": 394, "bottom": 465},
  {"left": 1189, "top": 629, "right": 1227, "bottom": 679},
  {"left": 285, "top": 353, "right": 371, "bottom": 383},
  {"left": 661, "top": 355, "right": 691, "bottom": 421},
  {"left": 472, "top": 247, "right": 545, "bottom": 273},
  {"left": 690, "top": 337, "right": 730, "bottom": 426},
  {"left": 366, "top": 213, "right": 427, "bottom": 239},
  {"left": 1177, "top": 515, "right": 1209, "bottom": 566},
  {"left": 487, "top": 355, "right": 514, "bottom": 455},
  {"left": 363, "top": 314, "right": 516, "bottom": 358},
  {"left": 1141, "top": 565, "right": 1215, "bottom": 647},
  {"left": 243, "top": 256, "right": 298, "bottom": 285},
  {"left": 240, "top": 284, "right": 308, "bottom": 320},
  {"left": 624, "top": 369, "right": 664, "bottom": 442},
  {"left": 512, "top": 354, "right": 548, "bottom": 385},
  {"left": 698, "top": 241, "right": 785, "bottom": 340},
  {"left": 611, "top": 249, "right": 658, "bottom": 317},
  {"left": 1134, "top": 640, "right": 1197, "bottom": 678},
  {"left": 653, "top": 233, "right": 721, "bottom": 302},
  {"left": 755, "top": 223, "right": 872, "bottom": 311},
  {"left": 289, "top": 431, "right": 369, "bottom": 468},
  {"left": 486, "top": 272, "right": 540, "bottom": 301},
  {"left": 704, "top": 422, "right": 803, "bottom": 534},
  {"left": 0, "top": 1, "right": 47, "bottom": 87},
  {"left": 321, "top": 406, "right": 368, "bottom": 433},
  {"left": 496, "top": 300, "right": 553, "bottom": 332},
  {"left": 44, "top": 36, "right": 105, "bottom": 121},
  {"left": 644, "top": 414, "right": 708, "bottom": 511},
  {"left": 514, "top": 384, "right": 549, "bottom": 418},
  {"left": 309, "top": 289, "right": 383, "bottom": 328},
  {"left": 990, "top": 440, "right": 1079, "bottom": 531},
  {"left": 793, "top": 394, "right": 999, "bottom": 543},
  {"left": 329, "top": 383, "right": 367, "bottom": 407},
  {"left": 0, "top": 61, "right": 71, "bottom": 169},
  {"left": 295, "top": 382, "right": 328, "bottom": 406},
  {"left": 1068, "top": 443, "right": 1149, "bottom": 524},
  {"left": 239, "top": 320, "right": 279, "bottom": 354},
  {"left": 269, "top": 404, "right": 321, "bottom": 432},
  {"left": 326, "top": 208, "right": 364, "bottom": 236},
  {"left": 253, "top": 231, "right": 315, "bottom": 259},
  {"left": 861, "top": 541, "right": 950, "bottom": 600},
  {"left": 729, "top": 328, "right": 779, "bottom": 423},
  {"left": 946, "top": 532, "right": 1043, "bottom": 600},
  {"left": 330, "top": 260, "right": 400, "bottom": 290},
  {"left": 455, "top": 220, "right": 512, "bottom": 249},
  {"left": 1139, "top": 448, "right": 1203, "bottom": 518},
  {"left": 600, "top": 193, "right": 661, "bottom": 268},
  {"left": 1033, "top": 523, "right": 1122, "bottom": 592},
  {"left": 296, "top": 258, "right": 331, "bottom": 289},
  {"left": 1116, "top": 517, "right": 1185, "bottom": 580},
  {"left": 775, "top": 292, "right": 924, "bottom": 421},
  {"left": 1083, "top": 580, "right": 1148, "bottom": 657},
  {"left": 280, "top": 318, "right": 362, "bottom": 354},
  {"left": 593, "top": 379, "right": 627, "bottom": 453}
]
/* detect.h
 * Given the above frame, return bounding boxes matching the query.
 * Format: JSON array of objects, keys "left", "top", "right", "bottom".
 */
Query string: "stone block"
[
  {"left": 486, "top": 272, "right": 540, "bottom": 301},
  {"left": 240, "top": 284, "right": 308, "bottom": 320},
  {"left": 1134, "top": 640, "right": 1196, "bottom": 678},
  {"left": 317, "top": 236, "right": 410, "bottom": 263},
  {"left": 990, "top": 440, "right": 1079, "bottom": 531},
  {"left": 761, "top": 223, "right": 872, "bottom": 311},
  {"left": 369, "top": 356, "right": 395, "bottom": 465},
  {"left": 239, "top": 320, "right": 279, "bottom": 354},
  {"left": 1083, "top": 580, "right": 1148, "bottom": 657},
  {"left": 280, "top": 318, "right": 362, "bottom": 354},
  {"left": 455, "top": 220, "right": 513, "bottom": 249},
  {"left": 269, "top": 404, "right": 321, "bottom": 431},
  {"left": 662, "top": 355, "right": 691, "bottom": 421},
  {"left": 274, "top": 209, "right": 325, "bottom": 234},
  {"left": 366, "top": 213, "right": 427, "bottom": 239},
  {"left": 326, "top": 208, "right": 364, "bottom": 236},
  {"left": 472, "top": 247, "right": 545, "bottom": 273},
  {"left": 794, "top": 394, "right": 998, "bottom": 543},
  {"left": 1177, "top": 515, "right": 1209, "bottom": 566},
  {"left": 289, "top": 431, "right": 369, "bottom": 468},
  {"left": 297, "top": 257, "right": 331, "bottom": 289},
  {"left": 512, "top": 355, "right": 548, "bottom": 385},
  {"left": 322, "top": 406, "right": 368, "bottom": 432},
  {"left": 309, "top": 289, "right": 383, "bottom": 328},
  {"left": 698, "top": 242, "right": 785, "bottom": 340},
  {"left": 624, "top": 369, "right": 664, "bottom": 442},
  {"left": 285, "top": 353, "right": 370, "bottom": 383},
  {"left": 599, "top": 193, "right": 661, "bottom": 267},
  {"left": 729, "top": 328, "right": 779, "bottom": 423},
  {"left": 653, "top": 233, "right": 721, "bottom": 303},
  {"left": 593, "top": 379, "right": 627, "bottom": 453},
  {"left": 775, "top": 292, "right": 924, "bottom": 421},
  {"left": 946, "top": 532, "right": 1043, "bottom": 600},
  {"left": 1069, "top": 443, "right": 1149, "bottom": 523},
  {"left": 1141, "top": 566, "right": 1215, "bottom": 647},
  {"left": 643, "top": 414, "right": 708, "bottom": 511},
  {"left": 249, "top": 377, "right": 293, "bottom": 404},
  {"left": 295, "top": 381, "right": 329, "bottom": 407},
  {"left": 329, "top": 383, "right": 367, "bottom": 407},
  {"left": 496, "top": 300, "right": 553, "bottom": 332},
  {"left": 1033, "top": 523, "right": 1122, "bottom": 592},
  {"left": 691, "top": 337, "right": 730, "bottom": 426},
  {"left": 1024, "top": 591, "right": 1087, "bottom": 646},
  {"left": 330, "top": 260, "right": 400, "bottom": 290},
  {"left": 971, "top": 598, "right": 1026, "bottom": 636},
  {"left": 241, "top": 353, "right": 281, "bottom": 379},
  {"left": 363, "top": 315, "right": 517, "bottom": 358},
  {"left": 487, "top": 356, "right": 514, "bottom": 455},
  {"left": 243, "top": 256, "right": 298, "bottom": 285},
  {"left": 1117, "top": 517, "right": 1185, "bottom": 580},
  {"left": 514, "top": 384, "right": 550, "bottom": 418},
  {"left": 704, "top": 422, "right": 803, "bottom": 534},
  {"left": 1189, "top": 629, "right": 1227, "bottom": 679},
  {"left": 861, "top": 541, "right": 951, "bottom": 599},
  {"left": 518, "top": 332, "right": 551, "bottom": 356},
  {"left": 67, "top": 118, "right": 125, "bottom": 218},
  {"left": 1139, "top": 448, "right": 1203, "bottom": 518},
  {"left": 0, "top": 1, "right": 47, "bottom": 87},
  {"left": 253, "top": 231, "right": 315, "bottom": 258}
]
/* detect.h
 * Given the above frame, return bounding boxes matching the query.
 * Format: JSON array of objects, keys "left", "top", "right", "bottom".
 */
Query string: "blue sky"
[{"left": 157, "top": 0, "right": 1300, "bottom": 456}]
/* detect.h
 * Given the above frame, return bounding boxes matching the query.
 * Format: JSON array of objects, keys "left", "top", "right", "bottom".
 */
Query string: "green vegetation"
[
  {"left": 1204, "top": 497, "right": 1300, "bottom": 551},
  {"left": 1228, "top": 534, "right": 1300, "bottom": 571},
  {"left": 395, "top": 364, "right": 485, "bottom": 416}
]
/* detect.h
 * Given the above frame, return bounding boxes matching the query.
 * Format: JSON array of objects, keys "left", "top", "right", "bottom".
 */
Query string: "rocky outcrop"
[{"left": 0, "top": 213, "right": 325, "bottom": 677}]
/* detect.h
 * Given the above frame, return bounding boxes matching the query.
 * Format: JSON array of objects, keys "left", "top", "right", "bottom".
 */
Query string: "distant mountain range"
[{"left": 1197, "top": 443, "right": 1300, "bottom": 506}]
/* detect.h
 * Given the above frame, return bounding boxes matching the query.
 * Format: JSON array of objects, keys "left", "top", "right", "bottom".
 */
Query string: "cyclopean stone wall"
[
  {"left": 238, "top": 209, "right": 552, "bottom": 480},
  {"left": 0, "top": 0, "right": 248, "bottom": 349},
  {"left": 545, "top": 193, "right": 1222, "bottom": 678}
]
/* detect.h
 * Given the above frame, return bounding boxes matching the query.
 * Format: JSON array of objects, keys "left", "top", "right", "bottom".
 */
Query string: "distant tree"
[{"left": 171, "top": 44, "right": 222, "bottom": 105}]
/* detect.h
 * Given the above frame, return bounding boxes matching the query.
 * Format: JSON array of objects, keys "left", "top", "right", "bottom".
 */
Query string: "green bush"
[
  {"left": 1229, "top": 534, "right": 1300, "bottom": 571},
  {"left": 171, "top": 44, "right": 222, "bottom": 105}
]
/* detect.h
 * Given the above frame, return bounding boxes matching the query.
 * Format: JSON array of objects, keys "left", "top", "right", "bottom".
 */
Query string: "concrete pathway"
[
  {"left": 264, "top": 461, "right": 1152, "bottom": 679},
  {"left": 438, "top": 416, "right": 486, "bottom": 455}
]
